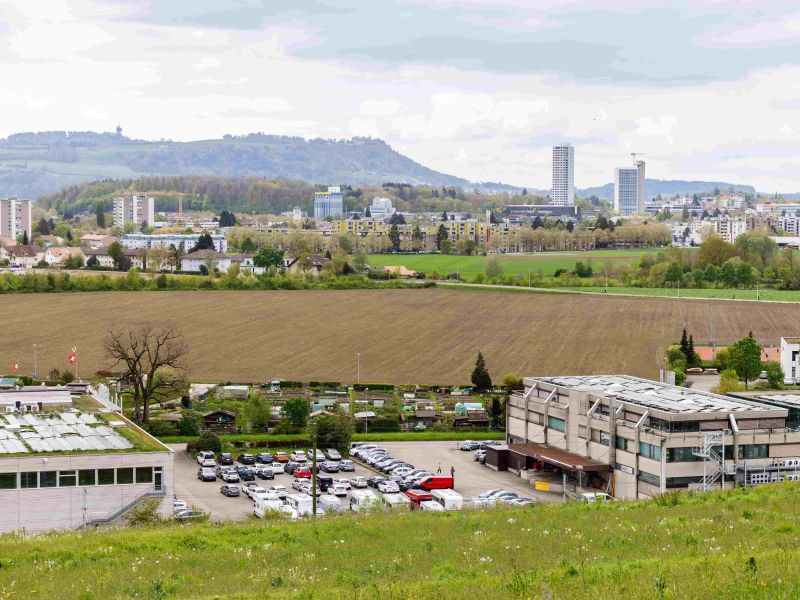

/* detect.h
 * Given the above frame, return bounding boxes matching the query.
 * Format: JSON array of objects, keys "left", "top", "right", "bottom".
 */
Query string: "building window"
[
  {"left": 615, "top": 437, "right": 628, "bottom": 452},
  {"left": 741, "top": 444, "right": 768, "bottom": 459},
  {"left": 639, "top": 441, "right": 662, "bottom": 461},
  {"left": 98, "top": 469, "right": 115, "bottom": 485},
  {"left": 638, "top": 470, "right": 660, "bottom": 486},
  {"left": 39, "top": 471, "right": 57, "bottom": 488},
  {"left": 547, "top": 416, "right": 566, "bottom": 432},
  {"left": 136, "top": 467, "right": 153, "bottom": 484},
  {"left": 0, "top": 472, "right": 17, "bottom": 489},
  {"left": 666, "top": 447, "right": 702, "bottom": 463},
  {"left": 117, "top": 468, "right": 134, "bottom": 485},
  {"left": 20, "top": 472, "right": 38, "bottom": 488},
  {"left": 79, "top": 469, "right": 96, "bottom": 486},
  {"left": 59, "top": 471, "right": 77, "bottom": 487}
]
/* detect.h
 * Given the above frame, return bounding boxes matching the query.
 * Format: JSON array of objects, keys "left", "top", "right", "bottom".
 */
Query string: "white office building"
[
  {"left": 313, "top": 186, "right": 344, "bottom": 220},
  {"left": 113, "top": 194, "right": 155, "bottom": 229},
  {"left": 614, "top": 161, "right": 646, "bottom": 214},
  {"left": 551, "top": 144, "right": 575, "bottom": 207},
  {"left": 368, "top": 197, "right": 396, "bottom": 220},
  {"left": 120, "top": 233, "right": 228, "bottom": 253},
  {"left": 0, "top": 196, "right": 33, "bottom": 241}
]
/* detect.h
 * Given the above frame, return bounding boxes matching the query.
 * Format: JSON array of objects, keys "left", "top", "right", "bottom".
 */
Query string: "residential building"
[
  {"left": 113, "top": 194, "right": 155, "bottom": 229},
  {"left": 0, "top": 244, "right": 43, "bottom": 268},
  {"left": 180, "top": 250, "right": 236, "bottom": 274},
  {"left": 313, "top": 186, "right": 344, "bottom": 220},
  {"left": 506, "top": 375, "right": 800, "bottom": 499},
  {"left": 614, "top": 161, "right": 646, "bottom": 215},
  {"left": 368, "top": 197, "right": 396, "bottom": 220},
  {"left": 551, "top": 144, "right": 575, "bottom": 207},
  {"left": 44, "top": 247, "right": 85, "bottom": 266},
  {"left": 120, "top": 233, "right": 227, "bottom": 253},
  {"left": 506, "top": 204, "right": 580, "bottom": 223},
  {"left": 0, "top": 196, "right": 33, "bottom": 241},
  {"left": 0, "top": 403, "right": 173, "bottom": 534},
  {"left": 706, "top": 215, "right": 747, "bottom": 244},
  {"left": 80, "top": 233, "right": 117, "bottom": 249}
]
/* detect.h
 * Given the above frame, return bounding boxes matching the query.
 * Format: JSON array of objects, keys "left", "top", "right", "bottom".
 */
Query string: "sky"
[{"left": 1, "top": 0, "right": 800, "bottom": 191}]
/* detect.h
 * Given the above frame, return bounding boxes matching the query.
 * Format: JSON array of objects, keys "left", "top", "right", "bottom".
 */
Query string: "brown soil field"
[{"left": 1, "top": 289, "right": 798, "bottom": 384}]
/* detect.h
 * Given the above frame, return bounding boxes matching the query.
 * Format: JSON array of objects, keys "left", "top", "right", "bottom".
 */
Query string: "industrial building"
[
  {"left": 506, "top": 375, "right": 800, "bottom": 499},
  {"left": 313, "top": 186, "right": 344, "bottom": 220},
  {"left": 0, "top": 400, "right": 173, "bottom": 534}
]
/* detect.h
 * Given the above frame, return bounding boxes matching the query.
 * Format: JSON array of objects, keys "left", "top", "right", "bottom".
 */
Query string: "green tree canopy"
[
  {"left": 728, "top": 336, "right": 763, "bottom": 389},
  {"left": 471, "top": 351, "right": 492, "bottom": 390},
  {"left": 312, "top": 413, "right": 353, "bottom": 452},
  {"left": 253, "top": 246, "right": 285, "bottom": 269},
  {"left": 282, "top": 397, "right": 310, "bottom": 431}
]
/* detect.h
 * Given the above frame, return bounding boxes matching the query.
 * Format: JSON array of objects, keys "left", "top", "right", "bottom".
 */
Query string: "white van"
[
  {"left": 349, "top": 489, "right": 380, "bottom": 513},
  {"left": 253, "top": 497, "right": 285, "bottom": 518},
  {"left": 431, "top": 489, "right": 463, "bottom": 511},
  {"left": 286, "top": 493, "right": 313, "bottom": 516},
  {"left": 381, "top": 493, "right": 411, "bottom": 510},
  {"left": 196, "top": 451, "right": 216, "bottom": 467},
  {"left": 419, "top": 500, "right": 445, "bottom": 512},
  {"left": 319, "top": 495, "right": 343, "bottom": 512}
]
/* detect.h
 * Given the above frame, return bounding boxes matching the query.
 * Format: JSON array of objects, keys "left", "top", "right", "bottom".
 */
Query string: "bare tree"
[{"left": 104, "top": 325, "right": 188, "bottom": 424}]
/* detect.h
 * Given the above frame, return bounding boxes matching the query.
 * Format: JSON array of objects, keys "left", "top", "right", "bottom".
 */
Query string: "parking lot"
[{"left": 170, "top": 440, "right": 559, "bottom": 521}]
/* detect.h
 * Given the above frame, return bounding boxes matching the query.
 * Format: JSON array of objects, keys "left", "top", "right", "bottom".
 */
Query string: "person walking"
[
  {"left": 436, "top": 463, "right": 442, "bottom": 474},
  {"left": 450, "top": 466, "right": 455, "bottom": 480}
]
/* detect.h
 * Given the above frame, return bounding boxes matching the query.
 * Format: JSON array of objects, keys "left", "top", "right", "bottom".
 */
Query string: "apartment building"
[
  {"left": 113, "top": 194, "right": 155, "bottom": 229},
  {"left": 551, "top": 144, "right": 575, "bottom": 207},
  {"left": 708, "top": 215, "right": 747, "bottom": 244},
  {"left": 313, "top": 186, "right": 344, "bottom": 220},
  {"left": 507, "top": 375, "right": 800, "bottom": 499},
  {"left": 0, "top": 196, "right": 33, "bottom": 241},
  {"left": 0, "top": 404, "right": 173, "bottom": 533},
  {"left": 614, "top": 161, "right": 645, "bottom": 215},
  {"left": 367, "top": 197, "right": 396, "bottom": 220},
  {"left": 119, "top": 233, "right": 228, "bottom": 253}
]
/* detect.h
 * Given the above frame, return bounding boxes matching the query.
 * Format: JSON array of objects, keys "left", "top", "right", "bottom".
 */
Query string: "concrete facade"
[
  {"left": 0, "top": 196, "right": 33, "bottom": 241},
  {"left": 551, "top": 144, "right": 575, "bottom": 207},
  {"left": 113, "top": 194, "right": 155, "bottom": 229}
]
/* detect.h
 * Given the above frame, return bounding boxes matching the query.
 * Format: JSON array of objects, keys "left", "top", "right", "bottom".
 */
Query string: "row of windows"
[
  {"left": 639, "top": 441, "right": 662, "bottom": 461},
  {"left": 547, "top": 416, "right": 566, "bottom": 433},
  {"left": 0, "top": 467, "right": 162, "bottom": 490}
]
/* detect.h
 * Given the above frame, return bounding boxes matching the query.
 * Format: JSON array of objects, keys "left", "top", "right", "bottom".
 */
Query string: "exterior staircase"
[
  {"left": 692, "top": 432, "right": 724, "bottom": 492},
  {"left": 82, "top": 488, "right": 166, "bottom": 528}
]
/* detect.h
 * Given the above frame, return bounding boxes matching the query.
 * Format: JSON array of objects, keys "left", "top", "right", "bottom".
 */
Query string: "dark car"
[
  {"left": 367, "top": 476, "right": 386, "bottom": 488},
  {"left": 236, "top": 466, "right": 255, "bottom": 481},
  {"left": 238, "top": 453, "right": 256, "bottom": 465},
  {"left": 324, "top": 448, "right": 342, "bottom": 461},
  {"left": 255, "top": 452, "right": 274, "bottom": 464},
  {"left": 320, "top": 461, "right": 340, "bottom": 473},
  {"left": 255, "top": 465, "right": 274, "bottom": 480},
  {"left": 197, "top": 467, "right": 216, "bottom": 482},
  {"left": 216, "top": 452, "right": 234, "bottom": 465},
  {"left": 316, "top": 474, "right": 334, "bottom": 492},
  {"left": 220, "top": 484, "right": 240, "bottom": 497},
  {"left": 284, "top": 461, "right": 301, "bottom": 475}
]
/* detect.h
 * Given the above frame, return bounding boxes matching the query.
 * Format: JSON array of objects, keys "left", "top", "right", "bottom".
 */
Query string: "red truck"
[
  {"left": 413, "top": 475, "right": 454, "bottom": 491},
  {"left": 405, "top": 489, "right": 432, "bottom": 509}
]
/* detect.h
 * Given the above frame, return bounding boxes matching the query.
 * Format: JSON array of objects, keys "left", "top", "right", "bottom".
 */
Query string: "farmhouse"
[
  {"left": 0, "top": 403, "right": 173, "bottom": 534},
  {"left": 202, "top": 409, "right": 238, "bottom": 433},
  {"left": 507, "top": 375, "right": 800, "bottom": 500}
]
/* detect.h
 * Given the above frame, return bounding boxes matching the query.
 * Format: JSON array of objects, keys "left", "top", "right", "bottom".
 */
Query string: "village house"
[
  {"left": 44, "top": 247, "right": 85, "bottom": 267},
  {"left": 0, "top": 244, "right": 43, "bottom": 268},
  {"left": 80, "top": 233, "right": 117, "bottom": 249}
]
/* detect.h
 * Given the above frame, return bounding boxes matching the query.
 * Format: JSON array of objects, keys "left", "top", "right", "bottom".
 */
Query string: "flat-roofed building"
[
  {"left": 0, "top": 403, "right": 173, "bottom": 534},
  {"left": 113, "top": 194, "right": 154, "bottom": 229},
  {"left": 0, "top": 196, "right": 33, "bottom": 241},
  {"left": 507, "top": 375, "right": 800, "bottom": 499},
  {"left": 120, "top": 233, "right": 227, "bottom": 253}
]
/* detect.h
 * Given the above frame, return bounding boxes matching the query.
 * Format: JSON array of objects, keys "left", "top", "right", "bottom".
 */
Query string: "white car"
[
  {"left": 333, "top": 478, "right": 352, "bottom": 490},
  {"left": 270, "top": 463, "right": 285, "bottom": 475},
  {"left": 268, "top": 485, "right": 288, "bottom": 499},
  {"left": 243, "top": 484, "right": 265, "bottom": 499},
  {"left": 173, "top": 500, "right": 188, "bottom": 512},
  {"left": 328, "top": 484, "right": 348, "bottom": 497},
  {"left": 249, "top": 487, "right": 271, "bottom": 502},
  {"left": 350, "top": 476, "right": 369, "bottom": 489},
  {"left": 391, "top": 467, "right": 413, "bottom": 478},
  {"left": 292, "top": 478, "right": 305, "bottom": 491},
  {"left": 290, "top": 451, "right": 308, "bottom": 462},
  {"left": 579, "top": 492, "right": 614, "bottom": 503},
  {"left": 377, "top": 480, "right": 400, "bottom": 494},
  {"left": 277, "top": 505, "right": 299, "bottom": 519}
]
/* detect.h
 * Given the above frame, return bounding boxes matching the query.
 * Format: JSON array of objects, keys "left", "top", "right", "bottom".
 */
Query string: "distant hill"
[
  {"left": 578, "top": 179, "right": 756, "bottom": 200},
  {"left": 0, "top": 131, "right": 468, "bottom": 198}
]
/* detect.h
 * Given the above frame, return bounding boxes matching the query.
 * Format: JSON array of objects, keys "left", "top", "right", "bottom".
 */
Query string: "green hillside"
[
  {"left": 0, "top": 131, "right": 468, "bottom": 199},
  {"left": 1, "top": 484, "right": 798, "bottom": 598}
]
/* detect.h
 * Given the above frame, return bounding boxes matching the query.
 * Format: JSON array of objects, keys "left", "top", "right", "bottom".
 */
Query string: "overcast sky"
[{"left": 2, "top": 0, "right": 800, "bottom": 191}]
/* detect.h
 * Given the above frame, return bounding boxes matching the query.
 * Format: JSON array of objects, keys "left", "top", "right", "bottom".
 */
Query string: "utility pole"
[
  {"left": 356, "top": 353, "right": 360, "bottom": 384},
  {"left": 32, "top": 343, "right": 37, "bottom": 381},
  {"left": 311, "top": 421, "right": 318, "bottom": 519}
]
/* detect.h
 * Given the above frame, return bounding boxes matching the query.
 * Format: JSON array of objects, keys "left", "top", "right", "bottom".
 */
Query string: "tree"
[
  {"left": 240, "top": 237, "right": 256, "bottom": 253},
  {"left": 764, "top": 361, "right": 784, "bottom": 389},
  {"left": 488, "top": 396, "right": 503, "bottom": 429},
  {"left": 436, "top": 224, "right": 448, "bottom": 250},
  {"left": 471, "top": 351, "right": 492, "bottom": 390},
  {"left": 389, "top": 224, "right": 401, "bottom": 252},
  {"left": 728, "top": 335, "right": 762, "bottom": 389},
  {"left": 441, "top": 210, "right": 448, "bottom": 222},
  {"left": 716, "top": 368, "right": 745, "bottom": 394},
  {"left": 219, "top": 210, "right": 237, "bottom": 227},
  {"left": 502, "top": 374, "right": 523, "bottom": 393},
  {"left": 687, "top": 335, "right": 698, "bottom": 367},
  {"left": 197, "top": 431, "right": 222, "bottom": 453},
  {"left": 388, "top": 212, "right": 406, "bottom": 225},
  {"left": 440, "top": 239, "right": 453, "bottom": 255},
  {"left": 21, "top": 230, "right": 28, "bottom": 245},
  {"left": 104, "top": 326, "right": 188, "bottom": 424},
  {"left": 282, "top": 397, "right": 309, "bottom": 431},
  {"left": 664, "top": 262, "right": 683, "bottom": 285},
  {"left": 35, "top": 218, "right": 52, "bottom": 235},
  {"left": 191, "top": 232, "right": 215, "bottom": 252},
  {"left": 338, "top": 235, "right": 353, "bottom": 254},
  {"left": 365, "top": 206, "right": 371, "bottom": 218},
  {"left": 485, "top": 256, "right": 504, "bottom": 280},
  {"left": 313, "top": 413, "right": 353, "bottom": 451},
  {"left": 95, "top": 202, "right": 106, "bottom": 227},
  {"left": 178, "top": 410, "right": 203, "bottom": 436},
  {"left": 86, "top": 254, "right": 99, "bottom": 268},
  {"left": 245, "top": 396, "right": 272, "bottom": 432},
  {"left": 108, "top": 241, "right": 130, "bottom": 271},
  {"left": 679, "top": 328, "right": 690, "bottom": 359},
  {"left": 697, "top": 236, "right": 737, "bottom": 267},
  {"left": 253, "top": 246, "right": 285, "bottom": 269}
]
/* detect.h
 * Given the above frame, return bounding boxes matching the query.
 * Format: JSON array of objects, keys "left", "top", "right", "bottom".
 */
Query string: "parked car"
[
  {"left": 290, "top": 451, "right": 308, "bottom": 462},
  {"left": 300, "top": 481, "right": 322, "bottom": 497},
  {"left": 339, "top": 459, "right": 356, "bottom": 472},
  {"left": 474, "top": 450, "right": 486, "bottom": 462},
  {"left": 320, "top": 461, "right": 340, "bottom": 473},
  {"left": 294, "top": 466, "right": 312, "bottom": 479},
  {"left": 284, "top": 461, "right": 301, "bottom": 475},
  {"left": 316, "top": 474, "right": 334, "bottom": 492},
  {"left": 383, "top": 462, "right": 412, "bottom": 474},
  {"left": 307, "top": 448, "right": 326, "bottom": 463},
  {"left": 174, "top": 509, "right": 205, "bottom": 521},
  {"left": 255, "top": 465, "right": 274, "bottom": 480},
  {"left": 349, "top": 442, "right": 366, "bottom": 451},
  {"left": 391, "top": 467, "right": 414, "bottom": 478},
  {"left": 350, "top": 476, "right": 369, "bottom": 489},
  {"left": 333, "top": 478, "right": 352, "bottom": 490},
  {"left": 216, "top": 452, "right": 234, "bottom": 465},
  {"left": 269, "top": 462, "right": 285, "bottom": 475},
  {"left": 173, "top": 499, "right": 188, "bottom": 512},
  {"left": 509, "top": 498, "right": 536, "bottom": 506},
  {"left": 367, "top": 476, "right": 386, "bottom": 488},
  {"left": 238, "top": 453, "right": 256, "bottom": 465},
  {"left": 478, "top": 489, "right": 509, "bottom": 500},
  {"left": 413, "top": 476, "right": 454, "bottom": 491},
  {"left": 220, "top": 484, "right": 240, "bottom": 497},
  {"left": 578, "top": 493, "right": 614, "bottom": 503},
  {"left": 459, "top": 441, "right": 480, "bottom": 451},
  {"left": 255, "top": 452, "right": 274, "bottom": 464},
  {"left": 273, "top": 452, "right": 289, "bottom": 463},
  {"left": 329, "top": 484, "right": 348, "bottom": 497},
  {"left": 377, "top": 480, "right": 400, "bottom": 494},
  {"left": 480, "top": 440, "right": 502, "bottom": 449},
  {"left": 241, "top": 482, "right": 260, "bottom": 498},
  {"left": 197, "top": 467, "right": 216, "bottom": 482},
  {"left": 244, "top": 485, "right": 267, "bottom": 499},
  {"left": 324, "top": 448, "right": 342, "bottom": 461},
  {"left": 292, "top": 478, "right": 305, "bottom": 491},
  {"left": 196, "top": 451, "right": 216, "bottom": 467},
  {"left": 222, "top": 470, "right": 241, "bottom": 483},
  {"left": 236, "top": 466, "right": 255, "bottom": 481},
  {"left": 268, "top": 485, "right": 288, "bottom": 499}
]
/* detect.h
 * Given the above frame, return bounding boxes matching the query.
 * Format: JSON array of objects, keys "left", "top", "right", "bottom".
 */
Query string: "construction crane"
[{"left": 630, "top": 152, "right": 647, "bottom": 165}]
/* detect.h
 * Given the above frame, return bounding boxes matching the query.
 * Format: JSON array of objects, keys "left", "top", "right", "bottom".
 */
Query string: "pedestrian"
[
  {"left": 437, "top": 463, "right": 442, "bottom": 474},
  {"left": 450, "top": 466, "right": 455, "bottom": 479}
]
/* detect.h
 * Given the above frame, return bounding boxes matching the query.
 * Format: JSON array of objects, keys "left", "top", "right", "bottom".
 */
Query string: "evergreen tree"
[
  {"left": 679, "top": 328, "right": 690, "bottom": 360},
  {"left": 95, "top": 202, "right": 106, "bottom": 228},
  {"left": 389, "top": 224, "right": 401, "bottom": 252},
  {"left": 436, "top": 224, "right": 448, "bottom": 250},
  {"left": 471, "top": 351, "right": 492, "bottom": 390},
  {"left": 365, "top": 206, "right": 371, "bottom": 218},
  {"left": 21, "top": 230, "right": 29, "bottom": 245},
  {"left": 191, "top": 232, "right": 215, "bottom": 252},
  {"left": 688, "top": 335, "right": 697, "bottom": 367},
  {"left": 441, "top": 210, "right": 448, "bottom": 222}
]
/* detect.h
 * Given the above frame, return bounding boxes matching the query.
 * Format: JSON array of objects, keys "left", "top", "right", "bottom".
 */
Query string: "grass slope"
[
  {"left": 3, "top": 288, "right": 800, "bottom": 384},
  {"left": 1, "top": 485, "right": 799, "bottom": 598}
]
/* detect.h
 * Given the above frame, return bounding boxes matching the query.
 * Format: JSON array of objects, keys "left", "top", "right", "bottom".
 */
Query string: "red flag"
[{"left": 68, "top": 347, "right": 77, "bottom": 365}]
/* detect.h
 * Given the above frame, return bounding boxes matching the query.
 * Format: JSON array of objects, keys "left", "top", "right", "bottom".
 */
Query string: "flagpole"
[{"left": 33, "top": 344, "right": 37, "bottom": 381}]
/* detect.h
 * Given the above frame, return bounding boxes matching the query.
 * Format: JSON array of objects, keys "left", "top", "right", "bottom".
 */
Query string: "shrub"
[
  {"left": 178, "top": 410, "right": 203, "bottom": 436},
  {"left": 196, "top": 431, "right": 222, "bottom": 453},
  {"left": 764, "top": 361, "right": 784, "bottom": 389},
  {"left": 125, "top": 498, "right": 164, "bottom": 526},
  {"left": 146, "top": 420, "right": 178, "bottom": 437}
]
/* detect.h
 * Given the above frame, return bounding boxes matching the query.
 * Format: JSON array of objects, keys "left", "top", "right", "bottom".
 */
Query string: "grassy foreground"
[{"left": 2, "top": 484, "right": 800, "bottom": 598}]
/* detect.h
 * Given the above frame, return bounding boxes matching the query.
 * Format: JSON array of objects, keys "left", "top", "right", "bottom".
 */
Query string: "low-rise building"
[
  {"left": 81, "top": 233, "right": 117, "bottom": 249},
  {"left": 507, "top": 374, "right": 800, "bottom": 499},
  {"left": 121, "top": 233, "right": 227, "bottom": 253},
  {"left": 0, "top": 244, "right": 43, "bottom": 268},
  {"left": 44, "top": 247, "right": 85, "bottom": 266}
]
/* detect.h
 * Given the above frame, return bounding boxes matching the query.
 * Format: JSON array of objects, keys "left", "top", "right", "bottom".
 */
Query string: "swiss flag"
[{"left": 68, "top": 347, "right": 77, "bottom": 365}]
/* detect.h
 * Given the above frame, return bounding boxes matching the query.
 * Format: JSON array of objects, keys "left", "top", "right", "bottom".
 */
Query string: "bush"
[
  {"left": 764, "top": 361, "right": 784, "bottom": 389},
  {"left": 196, "top": 431, "right": 222, "bottom": 453},
  {"left": 178, "top": 410, "right": 203, "bottom": 436},
  {"left": 145, "top": 420, "right": 178, "bottom": 437},
  {"left": 715, "top": 369, "right": 745, "bottom": 394},
  {"left": 125, "top": 497, "right": 164, "bottom": 526}
]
